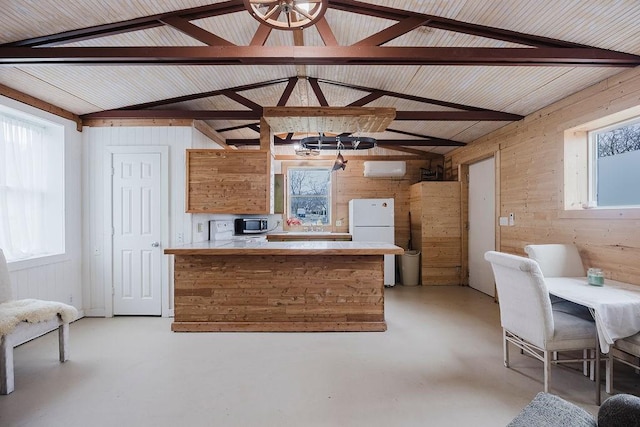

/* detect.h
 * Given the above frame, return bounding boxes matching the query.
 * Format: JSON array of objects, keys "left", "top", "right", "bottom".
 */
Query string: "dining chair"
[
  {"left": 484, "top": 251, "right": 598, "bottom": 393},
  {"left": 524, "top": 243, "right": 595, "bottom": 377},
  {"left": 523, "top": 244, "right": 585, "bottom": 277},
  {"left": 609, "top": 333, "right": 640, "bottom": 393}
]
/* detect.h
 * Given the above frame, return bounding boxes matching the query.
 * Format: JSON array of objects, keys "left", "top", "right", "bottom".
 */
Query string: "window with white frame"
[
  {"left": 588, "top": 118, "right": 640, "bottom": 208},
  {"left": 286, "top": 166, "right": 332, "bottom": 226},
  {"left": 0, "top": 108, "right": 65, "bottom": 261}
]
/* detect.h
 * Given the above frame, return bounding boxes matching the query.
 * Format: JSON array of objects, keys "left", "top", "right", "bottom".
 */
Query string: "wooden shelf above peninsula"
[
  {"left": 265, "top": 232, "right": 352, "bottom": 242},
  {"left": 165, "top": 241, "right": 403, "bottom": 332}
]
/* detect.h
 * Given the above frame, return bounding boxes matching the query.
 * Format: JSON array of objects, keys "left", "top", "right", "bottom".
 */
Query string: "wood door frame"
[
  {"left": 104, "top": 146, "right": 169, "bottom": 317},
  {"left": 459, "top": 151, "right": 501, "bottom": 295}
]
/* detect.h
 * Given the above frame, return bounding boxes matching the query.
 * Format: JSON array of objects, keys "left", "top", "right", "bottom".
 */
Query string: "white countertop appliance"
[{"left": 349, "top": 198, "right": 395, "bottom": 286}]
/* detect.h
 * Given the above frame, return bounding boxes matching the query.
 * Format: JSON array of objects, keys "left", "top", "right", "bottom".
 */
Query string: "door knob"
[{"left": 151, "top": 242, "right": 160, "bottom": 247}]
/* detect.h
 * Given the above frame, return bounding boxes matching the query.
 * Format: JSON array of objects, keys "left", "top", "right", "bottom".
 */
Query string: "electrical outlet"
[
  {"left": 336, "top": 220, "right": 343, "bottom": 226},
  {"left": 177, "top": 232, "right": 184, "bottom": 243},
  {"left": 197, "top": 223, "right": 203, "bottom": 233},
  {"left": 499, "top": 217, "right": 508, "bottom": 226},
  {"left": 508, "top": 213, "right": 515, "bottom": 226}
]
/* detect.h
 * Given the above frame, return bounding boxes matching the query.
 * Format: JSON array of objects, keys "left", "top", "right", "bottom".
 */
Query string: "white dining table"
[
  {"left": 545, "top": 277, "right": 640, "bottom": 404},
  {"left": 546, "top": 277, "right": 640, "bottom": 354}
]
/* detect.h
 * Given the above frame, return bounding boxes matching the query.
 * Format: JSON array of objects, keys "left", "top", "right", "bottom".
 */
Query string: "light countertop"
[{"left": 164, "top": 240, "right": 403, "bottom": 256}]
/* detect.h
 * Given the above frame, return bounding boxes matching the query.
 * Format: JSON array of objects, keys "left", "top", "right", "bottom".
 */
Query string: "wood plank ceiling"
[{"left": 1, "top": 0, "right": 640, "bottom": 155}]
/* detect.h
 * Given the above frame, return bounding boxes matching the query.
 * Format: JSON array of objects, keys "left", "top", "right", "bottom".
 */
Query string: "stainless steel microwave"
[{"left": 234, "top": 218, "right": 268, "bottom": 234}]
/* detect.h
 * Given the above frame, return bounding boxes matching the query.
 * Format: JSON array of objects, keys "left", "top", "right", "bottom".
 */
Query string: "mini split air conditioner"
[{"left": 363, "top": 161, "right": 406, "bottom": 178}]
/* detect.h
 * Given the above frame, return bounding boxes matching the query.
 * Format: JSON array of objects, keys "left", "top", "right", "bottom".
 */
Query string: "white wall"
[
  {"left": 82, "top": 126, "right": 196, "bottom": 316},
  {"left": 1, "top": 96, "right": 83, "bottom": 313}
]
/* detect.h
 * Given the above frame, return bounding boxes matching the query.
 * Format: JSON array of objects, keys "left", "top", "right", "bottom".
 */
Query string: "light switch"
[
  {"left": 197, "top": 223, "right": 203, "bottom": 233},
  {"left": 499, "top": 217, "right": 508, "bottom": 226},
  {"left": 508, "top": 213, "right": 515, "bottom": 226}
]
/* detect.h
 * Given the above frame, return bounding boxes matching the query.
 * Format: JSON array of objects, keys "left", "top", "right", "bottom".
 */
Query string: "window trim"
[
  {"left": 587, "top": 117, "right": 640, "bottom": 209},
  {"left": 0, "top": 106, "right": 66, "bottom": 261},
  {"left": 561, "top": 106, "right": 640, "bottom": 219},
  {"left": 281, "top": 160, "right": 337, "bottom": 231}
]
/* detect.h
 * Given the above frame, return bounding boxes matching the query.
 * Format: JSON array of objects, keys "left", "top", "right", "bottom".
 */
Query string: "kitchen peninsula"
[{"left": 164, "top": 240, "right": 403, "bottom": 332}]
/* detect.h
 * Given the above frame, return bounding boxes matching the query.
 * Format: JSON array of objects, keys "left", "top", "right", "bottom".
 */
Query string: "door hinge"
[
  {"left": 111, "top": 167, "right": 115, "bottom": 176},
  {"left": 112, "top": 286, "right": 115, "bottom": 296}
]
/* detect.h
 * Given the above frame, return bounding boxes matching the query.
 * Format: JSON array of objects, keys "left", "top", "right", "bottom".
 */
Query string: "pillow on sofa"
[
  {"left": 598, "top": 394, "right": 640, "bottom": 427},
  {"left": 507, "top": 392, "right": 596, "bottom": 427}
]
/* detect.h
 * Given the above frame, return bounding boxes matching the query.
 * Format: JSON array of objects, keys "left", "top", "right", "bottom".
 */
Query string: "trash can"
[{"left": 400, "top": 250, "right": 421, "bottom": 286}]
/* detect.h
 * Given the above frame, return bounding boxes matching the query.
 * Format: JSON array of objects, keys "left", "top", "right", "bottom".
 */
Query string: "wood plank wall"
[
  {"left": 410, "top": 182, "right": 462, "bottom": 285},
  {"left": 330, "top": 159, "right": 441, "bottom": 250},
  {"left": 445, "top": 67, "right": 640, "bottom": 286}
]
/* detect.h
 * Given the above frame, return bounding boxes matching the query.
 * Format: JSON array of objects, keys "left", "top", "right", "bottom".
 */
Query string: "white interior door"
[
  {"left": 469, "top": 157, "right": 496, "bottom": 297},
  {"left": 112, "top": 152, "right": 162, "bottom": 315}
]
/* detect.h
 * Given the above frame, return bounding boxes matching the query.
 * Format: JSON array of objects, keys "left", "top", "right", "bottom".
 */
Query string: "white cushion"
[
  {"left": 524, "top": 244, "right": 585, "bottom": 277},
  {"left": 615, "top": 332, "right": 640, "bottom": 356}
]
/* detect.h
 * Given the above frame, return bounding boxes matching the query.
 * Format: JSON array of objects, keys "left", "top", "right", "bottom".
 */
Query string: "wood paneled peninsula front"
[{"left": 164, "top": 241, "right": 403, "bottom": 332}]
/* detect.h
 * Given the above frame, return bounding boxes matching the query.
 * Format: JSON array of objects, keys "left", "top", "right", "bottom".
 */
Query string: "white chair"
[
  {"left": 523, "top": 244, "right": 585, "bottom": 278},
  {"left": 0, "top": 249, "right": 78, "bottom": 394},
  {"left": 484, "top": 251, "right": 598, "bottom": 393},
  {"left": 609, "top": 333, "right": 640, "bottom": 394},
  {"left": 524, "top": 243, "right": 596, "bottom": 377}
]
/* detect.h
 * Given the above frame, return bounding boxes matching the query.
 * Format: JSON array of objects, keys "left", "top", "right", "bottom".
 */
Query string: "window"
[
  {"left": 588, "top": 118, "right": 640, "bottom": 207},
  {"left": 0, "top": 108, "right": 65, "bottom": 261},
  {"left": 286, "top": 166, "right": 332, "bottom": 226}
]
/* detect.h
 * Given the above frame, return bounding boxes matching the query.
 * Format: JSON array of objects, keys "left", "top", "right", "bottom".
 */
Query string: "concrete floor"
[{"left": 1, "top": 286, "right": 638, "bottom": 427}]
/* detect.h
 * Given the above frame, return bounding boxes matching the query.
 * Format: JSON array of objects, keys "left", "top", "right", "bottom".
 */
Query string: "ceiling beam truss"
[{"left": 1, "top": 46, "right": 637, "bottom": 67}]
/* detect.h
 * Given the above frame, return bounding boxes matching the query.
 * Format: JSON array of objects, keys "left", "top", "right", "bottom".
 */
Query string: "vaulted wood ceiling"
[{"left": 1, "top": 0, "right": 639, "bottom": 155}]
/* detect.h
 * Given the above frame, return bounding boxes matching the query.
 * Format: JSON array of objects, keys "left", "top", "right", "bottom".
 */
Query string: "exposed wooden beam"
[
  {"left": 81, "top": 108, "right": 519, "bottom": 122},
  {"left": 83, "top": 118, "right": 194, "bottom": 127},
  {"left": 121, "top": 78, "right": 290, "bottom": 109},
  {"left": 318, "top": 78, "right": 505, "bottom": 112},
  {"left": 1, "top": 0, "right": 246, "bottom": 47},
  {"left": 353, "top": 16, "right": 430, "bottom": 46},
  {"left": 217, "top": 122, "right": 260, "bottom": 133},
  {"left": 327, "top": 0, "right": 590, "bottom": 49},
  {"left": 1, "top": 46, "right": 638, "bottom": 67},
  {"left": 222, "top": 90, "right": 262, "bottom": 111},
  {"left": 347, "top": 91, "right": 385, "bottom": 107},
  {"left": 395, "top": 111, "right": 522, "bottom": 121},
  {"left": 308, "top": 77, "right": 329, "bottom": 106},
  {"left": 0, "top": 83, "right": 82, "bottom": 131},
  {"left": 277, "top": 77, "right": 298, "bottom": 106},
  {"left": 292, "top": 27, "right": 307, "bottom": 77},
  {"left": 159, "top": 16, "right": 235, "bottom": 46},
  {"left": 81, "top": 110, "right": 261, "bottom": 120},
  {"left": 314, "top": 17, "right": 338, "bottom": 46},
  {"left": 377, "top": 144, "right": 441, "bottom": 158},
  {"left": 386, "top": 128, "right": 466, "bottom": 146},
  {"left": 250, "top": 23, "right": 273, "bottom": 46},
  {"left": 193, "top": 120, "right": 233, "bottom": 149}
]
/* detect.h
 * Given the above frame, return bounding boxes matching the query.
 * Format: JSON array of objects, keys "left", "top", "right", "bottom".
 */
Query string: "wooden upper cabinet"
[{"left": 186, "top": 149, "right": 271, "bottom": 214}]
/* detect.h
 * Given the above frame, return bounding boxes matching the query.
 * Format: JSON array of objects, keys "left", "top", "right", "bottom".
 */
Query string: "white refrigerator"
[{"left": 349, "top": 198, "right": 395, "bottom": 286}]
